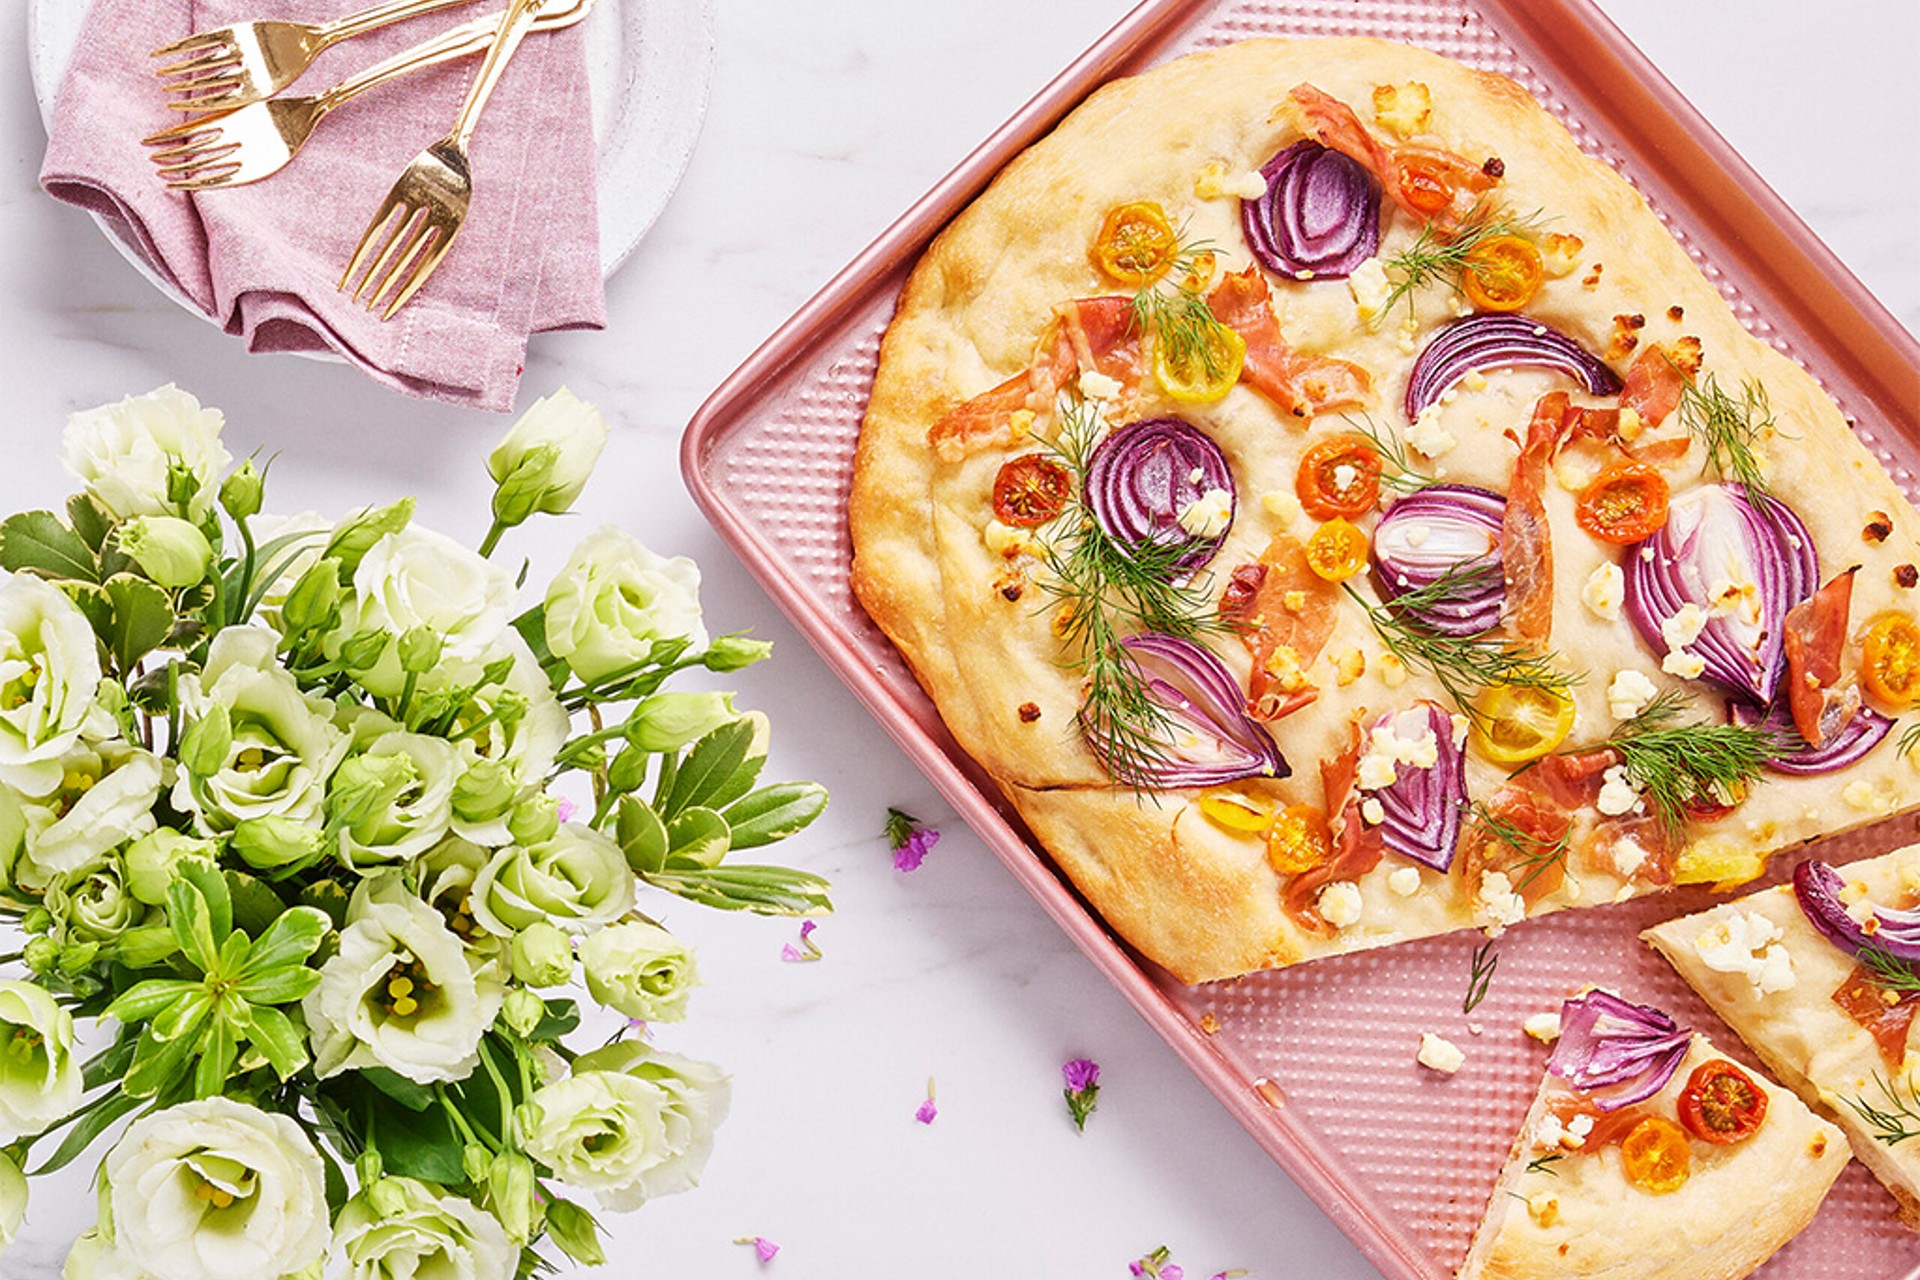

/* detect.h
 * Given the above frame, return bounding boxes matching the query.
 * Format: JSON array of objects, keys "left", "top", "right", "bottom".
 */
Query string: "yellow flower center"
[
  {"left": 192, "top": 1180, "right": 237, "bottom": 1210},
  {"left": 376, "top": 956, "right": 437, "bottom": 1020}
]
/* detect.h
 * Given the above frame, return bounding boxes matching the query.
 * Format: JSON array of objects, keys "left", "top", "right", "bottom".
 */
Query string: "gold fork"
[
  {"left": 143, "top": 0, "right": 596, "bottom": 191},
  {"left": 151, "top": 0, "right": 484, "bottom": 112},
  {"left": 339, "top": 0, "right": 548, "bottom": 319}
]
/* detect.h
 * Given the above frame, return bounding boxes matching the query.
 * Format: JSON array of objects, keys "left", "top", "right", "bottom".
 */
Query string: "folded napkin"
[{"left": 40, "top": 0, "right": 606, "bottom": 413}]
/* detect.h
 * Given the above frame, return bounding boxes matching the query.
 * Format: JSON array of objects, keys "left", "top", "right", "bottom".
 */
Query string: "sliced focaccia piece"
[
  {"left": 1458, "top": 990, "right": 1848, "bottom": 1280},
  {"left": 1645, "top": 842, "right": 1920, "bottom": 1224}
]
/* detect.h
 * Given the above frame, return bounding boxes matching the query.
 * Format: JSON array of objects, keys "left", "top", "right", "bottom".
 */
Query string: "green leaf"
[
  {"left": 167, "top": 878, "right": 220, "bottom": 975},
  {"left": 666, "top": 807, "right": 731, "bottom": 868},
  {"left": 0, "top": 510, "right": 96, "bottom": 582},
  {"left": 151, "top": 990, "right": 212, "bottom": 1043},
  {"left": 66, "top": 494, "right": 113, "bottom": 553},
  {"left": 112, "top": 924, "right": 181, "bottom": 969},
  {"left": 124, "top": 1026, "right": 197, "bottom": 1098},
  {"left": 243, "top": 1005, "right": 308, "bottom": 1081},
  {"left": 104, "top": 977, "right": 200, "bottom": 1025},
  {"left": 643, "top": 864, "right": 833, "bottom": 916},
  {"left": 233, "top": 966, "right": 322, "bottom": 1006},
  {"left": 359, "top": 1067, "right": 435, "bottom": 1113},
  {"left": 81, "top": 1036, "right": 138, "bottom": 1091},
  {"left": 183, "top": 860, "right": 233, "bottom": 942},
  {"left": 660, "top": 718, "right": 756, "bottom": 818},
  {"left": 29, "top": 1089, "right": 145, "bottom": 1175},
  {"left": 338, "top": 1084, "right": 464, "bottom": 1182},
  {"left": 194, "top": 1016, "right": 236, "bottom": 1099},
  {"left": 102, "top": 575, "right": 174, "bottom": 672},
  {"left": 530, "top": 998, "right": 581, "bottom": 1042},
  {"left": 241, "top": 905, "right": 330, "bottom": 975},
  {"left": 721, "top": 782, "right": 830, "bottom": 849},
  {"left": 224, "top": 869, "right": 290, "bottom": 938},
  {"left": 615, "top": 797, "right": 669, "bottom": 875},
  {"left": 510, "top": 605, "right": 569, "bottom": 692}
]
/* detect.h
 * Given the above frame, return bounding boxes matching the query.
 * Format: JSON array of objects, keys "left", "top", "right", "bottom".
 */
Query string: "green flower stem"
[
  {"left": 232, "top": 516, "right": 258, "bottom": 629},
  {"left": 478, "top": 519, "right": 510, "bottom": 560},
  {"left": 435, "top": 1084, "right": 496, "bottom": 1155},
  {"left": 555, "top": 720, "right": 628, "bottom": 768}
]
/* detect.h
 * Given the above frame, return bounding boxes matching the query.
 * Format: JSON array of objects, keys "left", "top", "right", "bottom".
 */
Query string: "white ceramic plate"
[{"left": 26, "top": 0, "right": 712, "bottom": 310}]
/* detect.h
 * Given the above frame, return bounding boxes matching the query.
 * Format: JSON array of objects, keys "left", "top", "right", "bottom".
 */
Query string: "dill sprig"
[
  {"left": 1129, "top": 238, "right": 1230, "bottom": 380},
  {"left": 1033, "top": 401, "right": 1222, "bottom": 788},
  {"left": 1592, "top": 690, "right": 1778, "bottom": 837},
  {"left": 1464, "top": 936, "right": 1499, "bottom": 1014},
  {"left": 1343, "top": 411, "right": 1432, "bottom": 494},
  {"left": 1860, "top": 944, "right": 1920, "bottom": 995},
  {"left": 1470, "top": 801, "right": 1570, "bottom": 897},
  {"left": 1842, "top": 1072, "right": 1920, "bottom": 1147},
  {"left": 1896, "top": 719, "right": 1920, "bottom": 760},
  {"left": 1524, "top": 1153, "right": 1563, "bottom": 1177},
  {"left": 1347, "top": 564, "right": 1578, "bottom": 716},
  {"left": 1678, "top": 372, "right": 1781, "bottom": 507},
  {"left": 1378, "top": 205, "right": 1543, "bottom": 321}
]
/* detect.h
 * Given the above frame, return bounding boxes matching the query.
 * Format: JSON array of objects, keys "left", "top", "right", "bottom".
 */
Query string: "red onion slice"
[
  {"left": 1241, "top": 141, "right": 1381, "bottom": 282},
  {"left": 1548, "top": 990, "right": 1693, "bottom": 1112},
  {"left": 1728, "top": 698, "right": 1891, "bottom": 776},
  {"left": 1404, "top": 315, "right": 1624, "bottom": 420},
  {"left": 1083, "top": 634, "right": 1289, "bottom": 788},
  {"left": 1794, "top": 859, "right": 1920, "bottom": 962},
  {"left": 1085, "top": 418, "right": 1235, "bottom": 575},
  {"left": 1372, "top": 485, "right": 1506, "bottom": 636},
  {"left": 1624, "top": 485, "right": 1817, "bottom": 705},
  {"left": 1361, "top": 703, "right": 1466, "bottom": 871}
]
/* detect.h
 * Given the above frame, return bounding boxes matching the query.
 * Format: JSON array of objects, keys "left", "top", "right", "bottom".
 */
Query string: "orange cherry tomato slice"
[
  {"left": 1619, "top": 1115, "right": 1691, "bottom": 1194},
  {"left": 1460, "top": 234, "right": 1545, "bottom": 313},
  {"left": 1091, "top": 201, "right": 1179, "bottom": 288},
  {"left": 1576, "top": 461, "right": 1671, "bottom": 545},
  {"left": 991, "top": 455, "right": 1073, "bottom": 529},
  {"left": 1265, "top": 803, "right": 1334, "bottom": 875},
  {"left": 1395, "top": 156, "right": 1456, "bottom": 217},
  {"left": 1861, "top": 611, "right": 1920, "bottom": 709},
  {"left": 1677, "top": 1060, "right": 1767, "bottom": 1145},
  {"left": 1305, "top": 518, "right": 1369, "bottom": 583},
  {"left": 1295, "top": 435, "right": 1383, "bottom": 521}
]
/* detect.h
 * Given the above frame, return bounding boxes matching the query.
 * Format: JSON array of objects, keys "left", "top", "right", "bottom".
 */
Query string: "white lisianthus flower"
[
  {"left": 0, "top": 575, "right": 114, "bottom": 797},
  {"left": 305, "top": 884, "right": 505, "bottom": 1084},
  {"left": 544, "top": 527, "right": 706, "bottom": 684},
  {"left": 486, "top": 386, "right": 609, "bottom": 523},
  {"left": 344, "top": 526, "right": 517, "bottom": 697},
  {"left": 0, "top": 979, "right": 83, "bottom": 1139},
  {"left": 61, "top": 386, "right": 232, "bottom": 523},
  {"left": 445, "top": 632, "right": 568, "bottom": 846},
  {"left": 334, "top": 1176, "right": 515, "bottom": 1280},
  {"left": 522, "top": 1042, "right": 730, "bottom": 1211},
  {"left": 45, "top": 852, "right": 146, "bottom": 946},
  {"left": 469, "top": 824, "right": 635, "bottom": 937},
  {"left": 173, "top": 628, "right": 350, "bottom": 835},
  {"left": 102, "top": 1097, "right": 329, "bottom": 1280},
  {"left": 330, "top": 729, "right": 460, "bottom": 869},
  {"left": 14, "top": 740, "right": 162, "bottom": 884},
  {"left": 63, "top": 1227, "right": 155, "bottom": 1280},
  {"left": 0, "top": 1148, "right": 24, "bottom": 1255},
  {"left": 581, "top": 921, "right": 698, "bottom": 1022},
  {"left": 116, "top": 516, "right": 213, "bottom": 589}
]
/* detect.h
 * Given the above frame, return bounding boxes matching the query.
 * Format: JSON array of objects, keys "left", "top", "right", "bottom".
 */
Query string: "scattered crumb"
[{"left": 1417, "top": 1032, "right": 1466, "bottom": 1075}]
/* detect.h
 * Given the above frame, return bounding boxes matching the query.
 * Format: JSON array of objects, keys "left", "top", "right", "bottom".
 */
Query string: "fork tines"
[
  {"left": 150, "top": 33, "right": 247, "bottom": 108},
  {"left": 339, "top": 199, "right": 454, "bottom": 320},
  {"left": 142, "top": 124, "right": 242, "bottom": 190}
]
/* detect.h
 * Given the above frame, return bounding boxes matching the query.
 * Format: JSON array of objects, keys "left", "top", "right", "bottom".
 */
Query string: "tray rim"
[{"left": 680, "top": 2, "right": 1920, "bottom": 1276}]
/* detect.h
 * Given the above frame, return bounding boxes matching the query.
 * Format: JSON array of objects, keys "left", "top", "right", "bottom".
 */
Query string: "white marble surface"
[{"left": 1, "top": 1, "right": 1915, "bottom": 1277}]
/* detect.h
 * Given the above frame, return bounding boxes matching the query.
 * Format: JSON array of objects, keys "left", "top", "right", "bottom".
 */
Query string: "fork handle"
[
  {"left": 445, "top": 0, "right": 546, "bottom": 150},
  {"left": 318, "top": 0, "right": 484, "bottom": 47},
  {"left": 316, "top": 4, "right": 558, "bottom": 111}
]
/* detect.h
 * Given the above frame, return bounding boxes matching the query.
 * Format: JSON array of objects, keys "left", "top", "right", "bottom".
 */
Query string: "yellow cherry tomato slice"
[
  {"left": 1199, "top": 791, "right": 1271, "bottom": 834},
  {"left": 1470, "top": 684, "right": 1576, "bottom": 766},
  {"left": 1265, "top": 803, "right": 1335, "bottom": 875},
  {"left": 1620, "top": 1116, "right": 1692, "bottom": 1195},
  {"left": 1153, "top": 322, "right": 1247, "bottom": 404},
  {"left": 1092, "top": 201, "right": 1179, "bottom": 287},
  {"left": 1861, "top": 611, "right": 1920, "bottom": 709},
  {"left": 1461, "top": 234, "right": 1545, "bottom": 313},
  {"left": 1305, "top": 518, "right": 1369, "bottom": 583}
]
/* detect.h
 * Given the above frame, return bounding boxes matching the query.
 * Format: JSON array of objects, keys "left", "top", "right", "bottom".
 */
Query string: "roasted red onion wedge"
[
  {"left": 1082, "top": 633, "right": 1288, "bottom": 788},
  {"left": 1547, "top": 990, "right": 1692, "bottom": 1112},
  {"left": 1240, "top": 141, "right": 1381, "bottom": 282},
  {"left": 1404, "top": 314, "right": 1623, "bottom": 420}
]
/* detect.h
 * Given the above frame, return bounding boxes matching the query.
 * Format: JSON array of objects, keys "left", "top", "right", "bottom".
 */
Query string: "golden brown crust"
[{"left": 850, "top": 36, "right": 1920, "bottom": 982}]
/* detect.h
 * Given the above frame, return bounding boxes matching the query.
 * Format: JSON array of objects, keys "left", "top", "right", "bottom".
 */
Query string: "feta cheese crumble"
[
  {"left": 1661, "top": 648, "right": 1707, "bottom": 680},
  {"left": 1388, "top": 865, "right": 1423, "bottom": 897},
  {"left": 1416, "top": 1032, "right": 1465, "bottom": 1075},
  {"left": 1693, "top": 910, "right": 1796, "bottom": 996},
  {"left": 1582, "top": 563, "right": 1624, "bottom": 621},
  {"left": 1523, "top": 1012, "right": 1562, "bottom": 1044},
  {"left": 1348, "top": 257, "right": 1391, "bottom": 327},
  {"left": 1661, "top": 603, "right": 1709, "bottom": 650},
  {"left": 1077, "top": 370, "right": 1122, "bottom": 402},
  {"left": 1476, "top": 870, "right": 1525, "bottom": 934},
  {"left": 1317, "top": 881, "right": 1364, "bottom": 930},
  {"left": 1606, "top": 669, "right": 1659, "bottom": 721},
  {"left": 1406, "top": 404, "right": 1457, "bottom": 459},
  {"left": 1176, "top": 488, "right": 1233, "bottom": 540},
  {"left": 1596, "top": 764, "right": 1642, "bottom": 817}
]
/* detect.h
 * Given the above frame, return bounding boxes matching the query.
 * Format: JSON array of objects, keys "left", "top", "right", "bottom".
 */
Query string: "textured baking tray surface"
[{"left": 684, "top": 1, "right": 1920, "bottom": 1276}]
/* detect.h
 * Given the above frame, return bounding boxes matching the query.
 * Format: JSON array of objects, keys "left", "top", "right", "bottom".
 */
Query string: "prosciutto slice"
[
  {"left": 1208, "top": 268, "right": 1372, "bottom": 420},
  {"left": 1288, "top": 84, "right": 1496, "bottom": 232}
]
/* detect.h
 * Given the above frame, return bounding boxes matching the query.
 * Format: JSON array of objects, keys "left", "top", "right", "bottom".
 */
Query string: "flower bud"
[
  {"left": 355, "top": 1148, "right": 384, "bottom": 1189},
  {"left": 58, "top": 940, "right": 99, "bottom": 972},
  {"left": 125, "top": 830, "right": 220, "bottom": 905},
  {"left": 487, "top": 388, "right": 609, "bottom": 526},
  {"left": 113, "top": 924, "right": 179, "bottom": 968},
  {"left": 624, "top": 692, "right": 738, "bottom": 753},
  {"left": 488, "top": 1151, "right": 537, "bottom": 1244},
  {"left": 324, "top": 497, "right": 414, "bottom": 578},
  {"left": 279, "top": 560, "right": 341, "bottom": 636},
  {"left": 701, "top": 633, "right": 774, "bottom": 672},
  {"left": 327, "top": 753, "right": 418, "bottom": 829},
  {"left": 0, "top": 1149, "right": 26, "bottom": 1251},
  {"left": 543, "top": 1198, "right": 605, "bottom": 1268},
  {"left": 461, "top": 1144, "right": 494, "bottom": 1186},
  {"left": 219, "top": 460, "right": 264, "bottom": 522},
  {"left": 231, "top": 815, "right": 327, "bottom": 874},
  {"left": 20, "top": 908, "right": 50, "bottom": 937},
  {"left": 367, "top": 1175, "right": 411, "bottom": 1220},
  {"left": 118, "top": 515, "right": 213, "bottom": 588},
  {"left": 337, "top": 630, "right": 389, "bottom": 672},
  {"left": 510, "top": 921, "right": 573, "bottom": 988},
  {"left": 398, "top": 626, "right": 443, "bottom": 675},
  {"left": 21, "top": 937, "right": 57, "bottom": 974},
  {"left": 508, "top": 795, "right": 561, "bottom": 847},
  {"left": 606, "top": 746, "right": 648, "bottom": 795},
  {"left": 501, "top": 987, "right": 548, "bottom": 1038},
  {"left": 451, "top": 758, "right": 519, "bottom": 830},
  {"left": 177, "top": 704, "right": 234, "bottom": 779}
]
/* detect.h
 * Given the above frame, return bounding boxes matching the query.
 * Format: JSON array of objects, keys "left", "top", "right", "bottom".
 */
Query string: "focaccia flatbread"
[{"left": 850, "top": 37, "right": 1920, "bottom": 982}]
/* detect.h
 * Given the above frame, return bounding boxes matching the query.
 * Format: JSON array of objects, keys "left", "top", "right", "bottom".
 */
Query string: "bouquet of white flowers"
[{"left": 0, "top": 386, "right": 830, "bottom": 1279}]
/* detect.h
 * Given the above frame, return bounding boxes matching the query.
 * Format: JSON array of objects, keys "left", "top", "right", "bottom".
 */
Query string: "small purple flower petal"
[
  {"left": 915, "top": 1097, "right": 938, "bottom": 1124},
  {"left": 1062, "top": 1057, "right": 1101, "bottom": 1091},
  {"left": 893, "top": 826, "right": 939, "bottom": 872},
  {"left": 781, "top": 919, "right": 822, "bottom": 963},
  {"left": 556, "top": 797, "right": 578, "bottom": 824},
  {"left": 755, "top": 1238, "right": 780, "bottom": 1263},
  {"left": 780, "top": 944, "right": 803, "bottom": 962}
]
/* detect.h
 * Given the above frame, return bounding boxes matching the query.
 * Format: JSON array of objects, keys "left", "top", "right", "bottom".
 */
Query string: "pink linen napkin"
[{"left": 40, "top": 0, "right": 606, "bottom": 413}]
